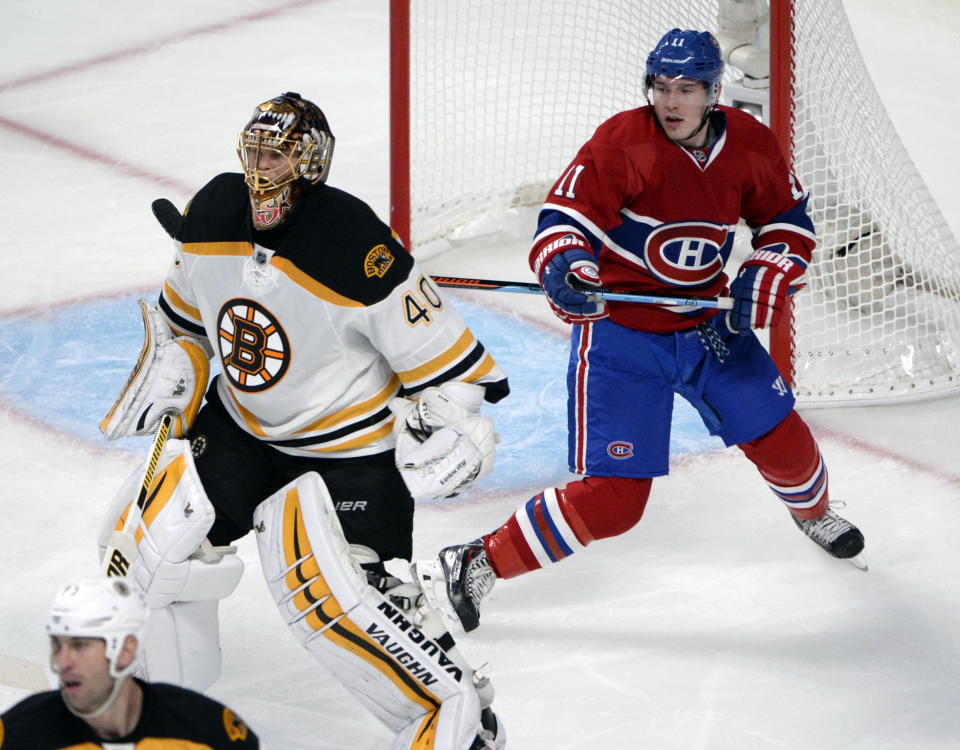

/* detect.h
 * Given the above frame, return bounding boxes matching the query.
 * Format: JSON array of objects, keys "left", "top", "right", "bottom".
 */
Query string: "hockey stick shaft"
[
  {"left": 430, "top": 275, "right": 735, "bottom": 310},
  {"left": 102, "top": 412, "right": 174, "bottom": 577}
]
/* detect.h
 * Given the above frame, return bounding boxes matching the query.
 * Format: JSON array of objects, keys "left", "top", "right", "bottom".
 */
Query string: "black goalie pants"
[{"left": 188, "top": 385, "right": 415, "bottom": 561}]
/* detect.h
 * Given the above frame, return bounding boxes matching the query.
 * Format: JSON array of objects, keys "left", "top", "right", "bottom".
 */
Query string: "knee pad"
[
  {"left": 254, "top": 472, "right": 489, "bottom": 749},
  {"left": 563, "top": 475, "right": 652, "bottom": 540},
  {"left": 98, "top": 438, "right": 217, "bottom": 607}
]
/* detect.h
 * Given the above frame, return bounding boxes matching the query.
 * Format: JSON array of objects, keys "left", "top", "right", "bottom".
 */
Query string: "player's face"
[
  {"left": 50, "top": 635, "right": 115, "bottom": 714},
  {"left": 651, "top": 76, "right": 711, "bottom": 147},
  {"left": 240, "top": 129, "right": 299, "bottom": 192}
]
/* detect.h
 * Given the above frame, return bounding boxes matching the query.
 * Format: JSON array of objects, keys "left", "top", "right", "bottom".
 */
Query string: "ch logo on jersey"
[
  {"left": 607, "top": 441, "right": 634, "bottom": 459},
  {"left": 217, "top": 298, "right": 290, "bottom": 392},
  {"left": 642, "top": 221, "right": 729, "bottom": 287}
]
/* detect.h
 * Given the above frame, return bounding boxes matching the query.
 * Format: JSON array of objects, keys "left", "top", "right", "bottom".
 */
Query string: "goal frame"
[
  {"left": 389, "top": 0, "right": 798, "bottom": 382},
  {"left": 389, "top": 0, "right": 960, "bottom": 406}
]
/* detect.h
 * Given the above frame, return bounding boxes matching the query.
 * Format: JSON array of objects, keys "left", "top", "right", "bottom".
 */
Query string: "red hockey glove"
[
  {"left": 729, "top": 246, "right": 806, "bottom": 330},
  {"left": 530, "top": 233, "right": 607, "bottom": 324}
]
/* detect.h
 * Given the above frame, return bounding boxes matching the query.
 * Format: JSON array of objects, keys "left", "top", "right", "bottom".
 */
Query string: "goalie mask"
[{"left": 237, "top": 91, "right": 336, "bottom": 228}]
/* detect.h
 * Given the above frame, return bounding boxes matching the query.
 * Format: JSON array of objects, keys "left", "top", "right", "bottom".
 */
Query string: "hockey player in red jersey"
[{"left": 415, "top": 29, "right": 865, "bottom": 634}]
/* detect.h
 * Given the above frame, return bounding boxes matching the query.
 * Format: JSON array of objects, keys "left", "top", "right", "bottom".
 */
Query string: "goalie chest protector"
[{"left": 159, "top": 174, "right": 505, "bottom": 458}]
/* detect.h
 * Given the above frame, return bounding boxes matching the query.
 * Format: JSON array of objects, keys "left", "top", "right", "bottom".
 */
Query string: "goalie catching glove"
[
  {"left": 100, "top": 298, "right": 210, "bottom": 440},
  {"left": 390, "top": 381, "right": 496, "bottom": 500}
]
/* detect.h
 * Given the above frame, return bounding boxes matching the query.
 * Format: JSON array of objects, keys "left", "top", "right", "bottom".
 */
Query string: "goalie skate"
[
  {"left": 793, "top": 504, "right": 866, "bottom": 569},
  {"left": 470, "top": 707, "right": 506, "bottom": 750},
  {"left": 412, "top": 540, "right": 495, "bottom": 633}
]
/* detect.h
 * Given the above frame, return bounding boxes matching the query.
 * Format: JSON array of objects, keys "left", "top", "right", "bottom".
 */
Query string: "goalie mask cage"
[{"left": 389, "top": 0, "right": 960, "bottom": 406}]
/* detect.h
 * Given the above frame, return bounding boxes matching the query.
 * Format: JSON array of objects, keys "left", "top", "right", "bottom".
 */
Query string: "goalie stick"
[
  {"left": 102, "top": 412, "right": 173, "bottom": 577},
  {"left": 430, "top": 275, "right": 736, "bottom": 309}
]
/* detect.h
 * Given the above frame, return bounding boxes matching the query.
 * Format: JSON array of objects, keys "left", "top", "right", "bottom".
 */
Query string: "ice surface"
[{"left": 1, "top": 1, "right": 959, "bottom": 748}]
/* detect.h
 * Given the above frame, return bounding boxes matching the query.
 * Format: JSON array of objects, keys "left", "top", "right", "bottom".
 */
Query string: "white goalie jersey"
[{"left": 157, "top": 173, "right": 508, "bottom": 459}]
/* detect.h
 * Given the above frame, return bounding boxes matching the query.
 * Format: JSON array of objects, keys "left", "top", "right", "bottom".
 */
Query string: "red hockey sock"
[
  {"left": 484, "top": 476, "right": 651, "bottom": 579},
  {"left": 739, "top": 410, "right": 829, "bottom": 520}
]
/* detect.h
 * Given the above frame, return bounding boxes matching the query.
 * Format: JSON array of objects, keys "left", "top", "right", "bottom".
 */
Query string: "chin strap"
[
  {"left": 689, "top": 105, "right": 720, "bottom": 148},
  {"left": 56, "top": 656, "right": 137, "bottom": 721}
]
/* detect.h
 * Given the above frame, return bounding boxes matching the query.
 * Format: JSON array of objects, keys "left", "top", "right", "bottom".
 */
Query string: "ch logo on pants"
[{"left": 607, "top": 441, "right": 634, "bottom": 459}]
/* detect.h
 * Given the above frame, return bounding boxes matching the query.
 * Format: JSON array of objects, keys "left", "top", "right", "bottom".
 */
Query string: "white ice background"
[{"left": 1, "top": 2, "right": 959, "bottom": 748}]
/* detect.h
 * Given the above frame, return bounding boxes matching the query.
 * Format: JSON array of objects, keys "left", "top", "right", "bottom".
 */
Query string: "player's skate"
[
  {"left": 412, "top": 539, "right": 495, "bottom": 633},
  {"left": 470, "top": 707, "right": 506, "bottom": 750},
  {"left": 793, "top": 503, "right": 866, "bottom": 569}
]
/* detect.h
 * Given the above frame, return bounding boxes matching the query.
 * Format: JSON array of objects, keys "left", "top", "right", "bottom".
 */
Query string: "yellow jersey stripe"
[
  {"left": 162, "top": 281, "right": 203, "bottom": 322},
  {"left": 294, "top": 376, "right": 401, "bottom": 434},
  {"left": 222, "top": 389, "right": 268, "bottom": 438},
  {"left": 272, "top": 257, "right": 365, "bottom": 308},
  {"left": 467, "top": 352, "right": 497, "bottom": 382},
  {"left": 181, "top": 241, "right": 253, "bottom": 256},
  {"left": 303, "top": 422, "right": 394, "bottom": 454},
  {"left": 396, "top": 329, "right": 476, "bottom": 385},
  {"left": 223, "top": 388, "right": 394, "bottom": 450}
]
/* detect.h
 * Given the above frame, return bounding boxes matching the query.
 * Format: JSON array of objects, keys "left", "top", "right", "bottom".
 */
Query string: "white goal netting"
[{"left": 403, "top": 0, "right": 960, "bottom": 405}]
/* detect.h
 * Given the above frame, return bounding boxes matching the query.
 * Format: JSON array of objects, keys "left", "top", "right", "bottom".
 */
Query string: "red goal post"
[{"left": 390, "top": 0, "right": 960, "bottom": 406}]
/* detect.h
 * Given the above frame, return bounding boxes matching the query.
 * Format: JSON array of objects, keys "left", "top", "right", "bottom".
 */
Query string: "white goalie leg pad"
[
  {"left": 391, "top": 382, "right": 496, "bottom": 500},
  {"left": 97, "top": 439, "right": 217, "bottom": 608},
  {"left": 254, "top": 472, "right": 488, "bottom": 749},
  {"left": 100, "top": 298, "right": 210, "bottom": 440},
  {"left": 138, "top": 546, "right": 244, "bottom": 691}
]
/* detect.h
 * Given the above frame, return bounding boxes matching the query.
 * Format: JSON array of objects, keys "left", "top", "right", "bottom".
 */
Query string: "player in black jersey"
[{"left": 0, "top": 577, "right": 258, "bottom": 750}]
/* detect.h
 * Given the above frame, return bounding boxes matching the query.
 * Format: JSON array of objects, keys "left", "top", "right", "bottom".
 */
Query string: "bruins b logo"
[{"left": 217, "top": 298, "right": 290, "bottom": 392}]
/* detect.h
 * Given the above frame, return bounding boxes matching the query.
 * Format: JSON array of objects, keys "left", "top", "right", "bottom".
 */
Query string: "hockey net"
[{"left": 391, "top": 0, "right": 960, "bottom": 406}]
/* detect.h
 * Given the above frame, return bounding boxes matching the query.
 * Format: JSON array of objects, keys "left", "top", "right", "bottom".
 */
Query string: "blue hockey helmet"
[{"left": 644, "top": 29, "right": 724, "bottom": 103}]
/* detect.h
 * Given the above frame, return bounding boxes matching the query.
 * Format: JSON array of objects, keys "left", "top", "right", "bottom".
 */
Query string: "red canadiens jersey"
[{"left": 532, "top": 105, "right": 816, "bottom": 332}]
